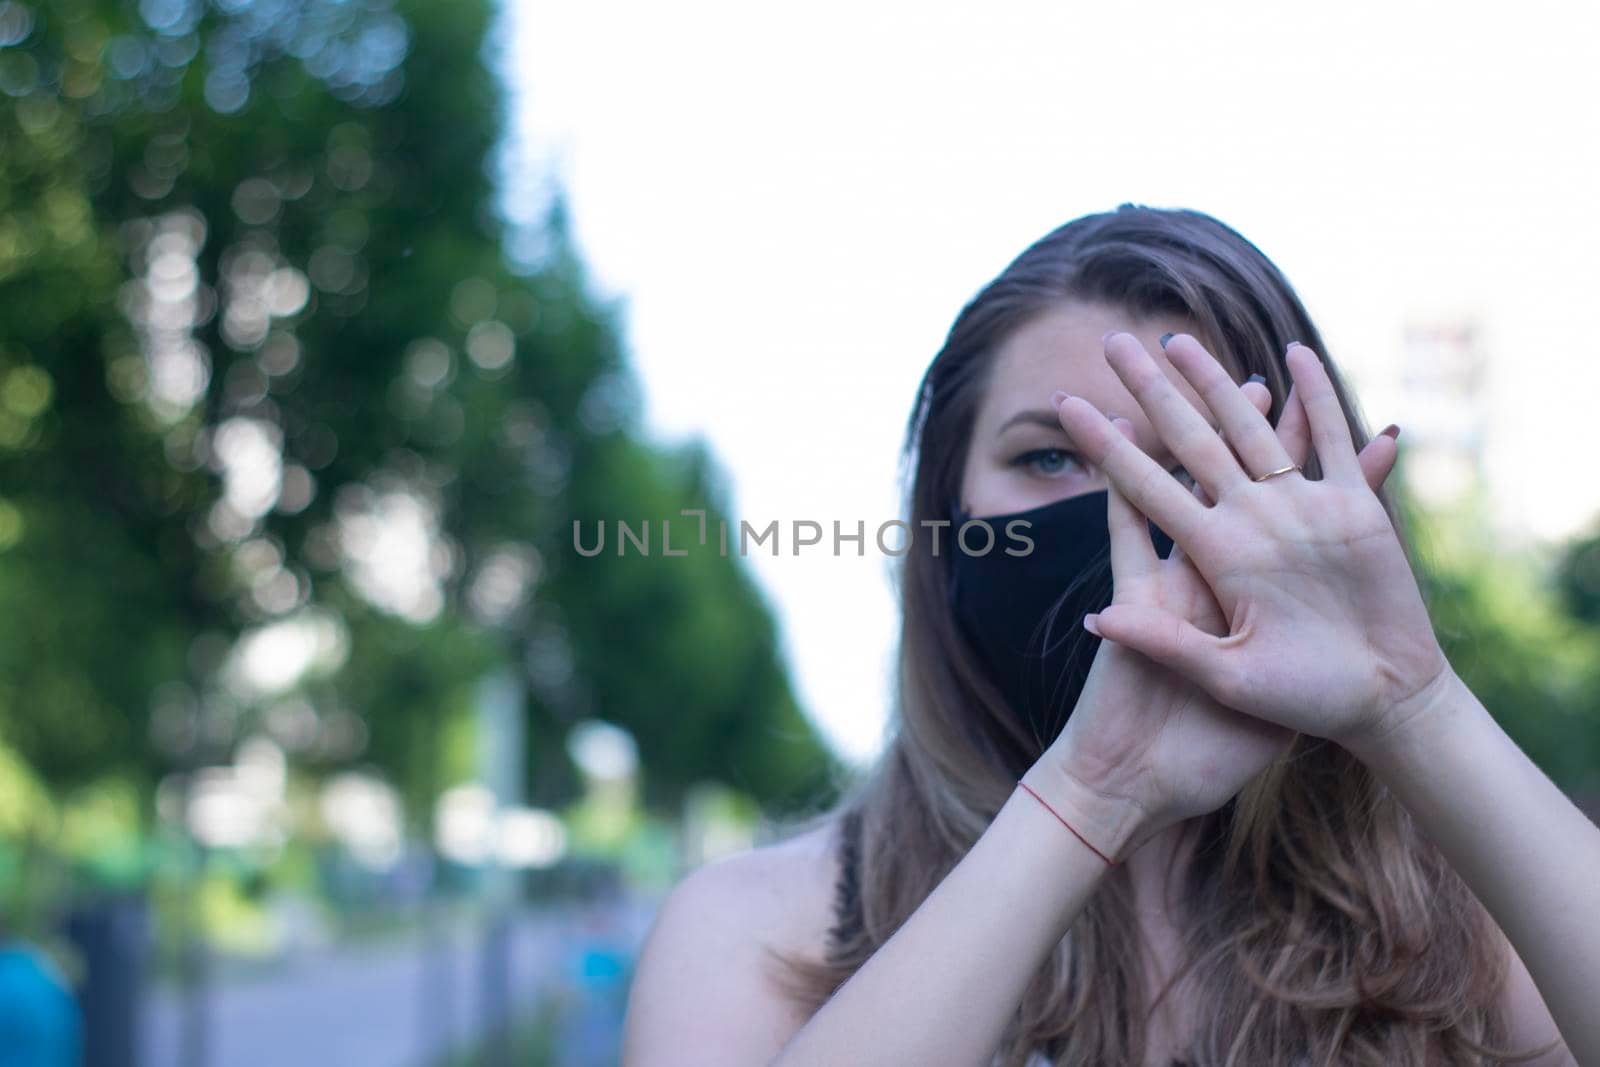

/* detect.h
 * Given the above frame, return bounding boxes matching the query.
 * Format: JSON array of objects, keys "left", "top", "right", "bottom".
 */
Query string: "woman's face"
[{"left": 957, "top": 300, "right": 1220, "bottom": 518}]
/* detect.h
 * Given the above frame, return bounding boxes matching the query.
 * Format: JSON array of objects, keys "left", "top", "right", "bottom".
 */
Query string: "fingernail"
[
  {"left": 1082, "top": 614, "right": 1102, "bottom": 637},
  {"left": 1158, "top": 332, "right": 1175, "bottom": 348},
  {"left": 1246, "top": 373, "right": 1266, "bottom": 386},
  {"left": 1051, "top": 390, "right": 1071, "bottom": 409},
  {"left": 1285, "top": 340, "right": 1302, "bottom": 354},
  {"left": 1102, "top": 330, "right": 1119, "bottom": 345},
  {"left": 1380, "top": 423, "right": 1400, "bottom": 440}
]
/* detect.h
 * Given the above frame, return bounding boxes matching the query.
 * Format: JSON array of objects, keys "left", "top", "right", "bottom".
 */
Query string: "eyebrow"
[{"left": 995, "top": 409, "right": 1068, "bottom": 436}]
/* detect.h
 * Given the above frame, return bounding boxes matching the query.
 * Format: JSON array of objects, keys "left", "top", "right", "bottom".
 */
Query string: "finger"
[
  {"left": 1227, "top": 378, "right": 1274, "bottom": 480},
  {"left": 1285, "top": 343, "right": 1361, "bottom": 483},
  {"left": 1083, "top": 602, "right": 1242, "bottom": 708},
  {"left": 1357, "top": 424, "right": 1400, "bottom": 491},
  {"left": 1169, "top": 382, "right": 1260, "bottom": 527},
  {"left": 1239, "top": 378, "right": 1272, "bottom": 422},
  {"left": 1162, "top": 334, "right": 1294, "bottom": 485},
  {"left": 1275, "top": 383, "right": 1311, "bottom": 469},
  {"left": 1103, "top": 333, "right": 1248, "bottom": 500},
  {"left": 1160, "top": 387, "right": 1250, "bottom": 556},
  {"left": 1165, "top": 476, "right": 1207, "bottom": 565},
  {"left": 1106, "top": 419, "right": 1161, "bottom": 581},
  {"left": 1054, "top": 393, "right": 1206, "bottom": 543},
  {"left": 1149, "top": 384, "right": 1269, "bottom": 565}
]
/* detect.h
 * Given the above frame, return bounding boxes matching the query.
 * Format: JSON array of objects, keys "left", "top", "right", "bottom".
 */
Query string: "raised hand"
[
  {"left": 1040, "top": 366, "right": 1401, "bottom": 854},
  {"left": 1054, "top": 333, "right": 1449, "bottom": 757}
]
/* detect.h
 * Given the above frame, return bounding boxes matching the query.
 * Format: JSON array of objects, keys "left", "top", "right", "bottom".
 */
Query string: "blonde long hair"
[{"left": 769, "top": 205, "right": 1556, "bottom": 1065}]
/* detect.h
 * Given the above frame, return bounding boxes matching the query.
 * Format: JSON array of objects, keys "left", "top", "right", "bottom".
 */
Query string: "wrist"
[
  {"left": 1020, "top": 757, "right": 1150, "bottom": 865},
  {"left": 1342, "top": 665, "right": 1472, "bottom": 768}
]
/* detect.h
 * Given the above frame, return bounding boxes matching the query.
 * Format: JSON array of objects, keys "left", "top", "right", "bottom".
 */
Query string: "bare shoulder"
[{"left": 621, "top": 816, "right": 846, "bottom": 1067}]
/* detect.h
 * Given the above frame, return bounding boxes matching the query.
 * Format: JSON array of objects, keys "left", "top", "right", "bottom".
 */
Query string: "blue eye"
[{"left": 1012, "top": 448, "right": 1083, "bottom": 476}]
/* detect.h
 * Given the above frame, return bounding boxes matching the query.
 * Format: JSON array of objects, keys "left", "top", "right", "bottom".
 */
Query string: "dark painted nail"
[
  {"left": 1246, "top": 373, "right": 1266, "bottom": 386},
  {"left": 1380, "top": 424, "right": 1400, "bottom": 439},
  {"left": 1158, "top": 332, "right": 1175, "bottom": 348}
]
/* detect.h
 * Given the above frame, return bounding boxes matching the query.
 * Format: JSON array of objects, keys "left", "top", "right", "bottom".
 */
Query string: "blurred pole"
[
  {"left": 476, "top": 665, "right": 524, "bottom": 1067},
  {"left": 178, "top": 854, "right": 210, "bottom": 1067},
  {"left": 417, "top": 692, "right": 455, "bottom": 1064},
  {"left": 177, "top": 761, "right": 210, "bottom": 1067},
  {"left": 478, "top": 912, "right": 513, "bottom": 1067},
  {"left": 63, "top": 895, "right": 143, "bottom": 1067},
  {"left": 418, "top": 887, "right": 454, "bottom": 1063}
]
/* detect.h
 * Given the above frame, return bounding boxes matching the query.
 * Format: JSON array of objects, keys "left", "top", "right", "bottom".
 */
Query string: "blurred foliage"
[
  {"left": 555, "top": 437, "right": 838, "bottom": 809},
  {"left": 1406, "top": 487, "right": 1600, "bottom": 797},
  {"left": 0, "top": 0, "right": 840, "bottom": 899},
  {"left": 1557, "top": 525, "right": 1600, "bottom": 628}
]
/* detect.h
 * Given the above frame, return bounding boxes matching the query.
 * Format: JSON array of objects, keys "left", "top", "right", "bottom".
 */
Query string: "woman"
[{"left": 621, "top": 206, "right": 1591, "bottom": 1065}]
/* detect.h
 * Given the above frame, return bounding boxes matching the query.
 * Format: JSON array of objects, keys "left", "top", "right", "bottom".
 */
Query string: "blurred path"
[{"left": 140, "top": 906, "right": 577, "bottom": 1067}]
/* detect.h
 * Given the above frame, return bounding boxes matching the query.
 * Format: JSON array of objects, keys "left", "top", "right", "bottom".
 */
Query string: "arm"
[
  {"left": 629, "top": 626, "right": 1334, "bottom": 1063},
  {"left": 1054, "top": 331, "right": 1593, "bottom": 1064},
  {"left": 769, "top": 763, "right": 1135, "bottom": 1067},
  {"left": 624, "top": 758, "right": 1139, "bottom": 1067},
  {"left": 623, "top": 761, "right": 1137, "bottom": 1067},
  {"left": 1347, "top": 672, "right": 1591, "bottom": 1066}
]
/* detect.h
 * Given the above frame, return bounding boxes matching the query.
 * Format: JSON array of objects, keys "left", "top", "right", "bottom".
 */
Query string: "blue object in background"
[
  {"left": 556, "top": 893, "right": 636, "bottom": 1067},
  {"left": 0, "top": 942, "right": 83, "bottom": 1067},
  {"left": 65, "top": 896, "right": 148, "bottom": 1067},
  {"left": 576, "top": 944, "right": 628, "bottom": 985}
]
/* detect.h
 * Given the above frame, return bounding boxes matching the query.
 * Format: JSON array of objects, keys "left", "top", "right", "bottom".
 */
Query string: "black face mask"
[{"left": 946, "top": 490, "right": 1174, "bottom": 754}]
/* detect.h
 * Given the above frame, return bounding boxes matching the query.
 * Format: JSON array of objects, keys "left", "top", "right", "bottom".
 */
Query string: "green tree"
[
  {"left": 1557, "top": 525, "right": 1600, "bottom": 628},
  {"left": 0, "top": 0, "right": 838, "bottom": 839},
  {"left": 1407, "top": 494, "right": 1600, "bottom": 795}
]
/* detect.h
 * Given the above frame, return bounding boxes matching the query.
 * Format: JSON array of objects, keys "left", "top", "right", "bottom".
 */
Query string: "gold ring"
[{"left": 1253, "top": 463, "right": 1302, "bottom": 483}]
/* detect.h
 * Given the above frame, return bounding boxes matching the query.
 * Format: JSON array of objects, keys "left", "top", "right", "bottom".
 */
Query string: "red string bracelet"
[{"left": 1017, "top": 779, "right": 1117, "bottom": 867}]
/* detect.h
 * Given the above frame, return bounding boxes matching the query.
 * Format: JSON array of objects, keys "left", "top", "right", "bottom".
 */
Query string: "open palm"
[
  {"left": 1058, "top": 334, "right": 1443, "bottom": 755},
  {"left": 1047, "top": 378, "right": 1401, "bottom": 842}
]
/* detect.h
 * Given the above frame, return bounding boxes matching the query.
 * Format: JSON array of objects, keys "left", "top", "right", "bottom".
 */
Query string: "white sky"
[{"left": 501, "top": 0, "right": 1600, "bottom": 767}]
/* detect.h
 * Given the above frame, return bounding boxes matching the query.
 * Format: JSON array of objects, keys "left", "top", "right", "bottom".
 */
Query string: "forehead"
[
  {"left": 978, "top": 301, "right": 1206, "bottom": 423},
  {"left": 980, "top": 301, "right": 1131, "bottom": 416},
  {"left": 966, "top": 300, "right": 1217, "bottom": 472}
]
